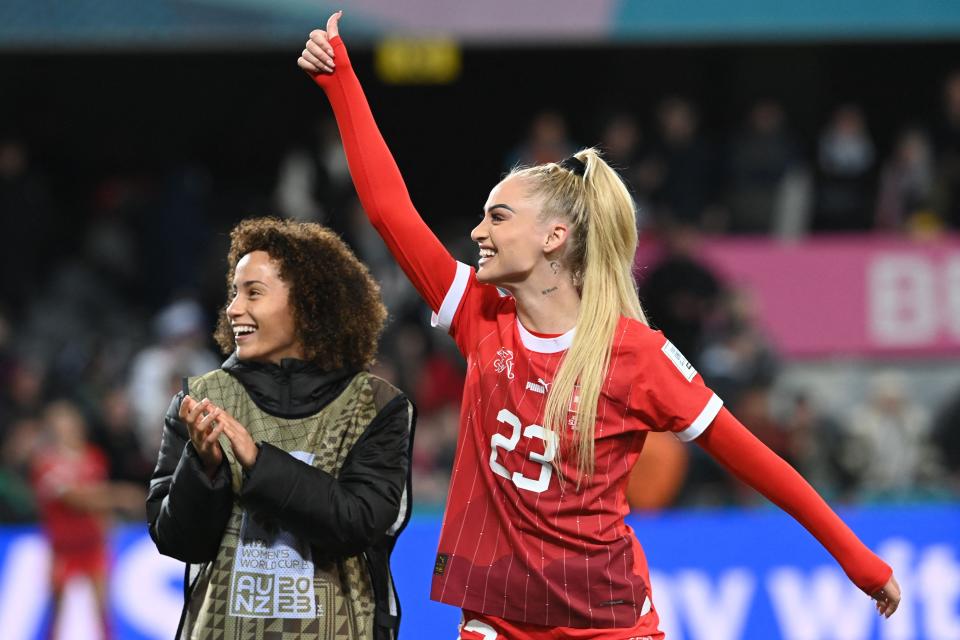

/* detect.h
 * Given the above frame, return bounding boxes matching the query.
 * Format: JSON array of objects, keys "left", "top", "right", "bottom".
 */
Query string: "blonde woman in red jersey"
[{"left": 299, "top": 13, "right": 901, "bottom": 639}]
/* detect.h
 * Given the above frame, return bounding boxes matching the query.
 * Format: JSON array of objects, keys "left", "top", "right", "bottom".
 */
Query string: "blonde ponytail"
[{"left": 510, "top": 149, "right": 647, "bottom": 482}]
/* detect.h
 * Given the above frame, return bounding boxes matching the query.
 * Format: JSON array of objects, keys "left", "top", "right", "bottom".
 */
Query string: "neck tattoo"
[
  {"left": 542, "top": 286, "right": 558, "bottom": 295},
  {"left": 550, "top": 261, "right": 560, "bottom": 275}
]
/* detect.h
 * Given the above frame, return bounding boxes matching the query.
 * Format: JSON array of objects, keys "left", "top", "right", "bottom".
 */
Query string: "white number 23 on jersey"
[{"left": 489, "top": 408, "right": 558, "bottom": 493}]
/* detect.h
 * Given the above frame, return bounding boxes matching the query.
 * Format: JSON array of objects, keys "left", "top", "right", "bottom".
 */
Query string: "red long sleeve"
[
  {"left": 309, "top": 36, "right": 456, "bottom": 312},
  {"left": 697, "top": 407, "right": 892, "bottom": 595}
]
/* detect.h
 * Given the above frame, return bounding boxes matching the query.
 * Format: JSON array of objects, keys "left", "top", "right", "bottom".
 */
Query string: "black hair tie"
[{"left": 559, "top": 155, "right": 587, "bottom": 177}]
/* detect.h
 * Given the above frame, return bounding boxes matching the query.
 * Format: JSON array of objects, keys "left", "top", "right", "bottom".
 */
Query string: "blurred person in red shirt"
[{"left": 31, "top": 399, "right": 142, "bottom": 640}]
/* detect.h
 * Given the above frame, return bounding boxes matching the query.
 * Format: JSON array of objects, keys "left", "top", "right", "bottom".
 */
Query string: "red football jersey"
[
  {"left": 32, "top": 445, "right": 108, "bottom": 555},
  {"left": 429, "top": 262, "right": 723, "bottom": 629}
]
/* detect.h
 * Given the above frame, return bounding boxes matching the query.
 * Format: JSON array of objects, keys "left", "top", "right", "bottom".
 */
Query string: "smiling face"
[
  {"left": 225, "top": 250, "right": 305, "bottom": 364},
  {"left": 471, "top": 175, "right": 564, "bottom": 286}
]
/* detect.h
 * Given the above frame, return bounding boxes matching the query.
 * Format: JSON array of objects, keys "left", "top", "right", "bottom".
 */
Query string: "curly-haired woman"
[{"left": 147, "top": 218, "right": 415, "bottom": 640}]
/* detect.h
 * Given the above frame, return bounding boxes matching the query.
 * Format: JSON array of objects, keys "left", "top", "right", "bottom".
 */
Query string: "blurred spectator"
[
  {"left": 598, "top": 112, "right": 653, "bottom": 221},
  {"left": 0, "top": 309, "right": 13, "bottom": 371},
  {"left": 698, "top": 289, "right": 779, "bottom": 409},
  {"left": 0, "top": 359, "right": 47, "bottom": 521},
  {"left": 31, "top": 400, "right": 143, "bottom": 640},
  {"left": 0, "top": 358, "right": 46, "bottom": 426},
  {"left": 275, "top": 150, "right": 325, "bottom": 223},
  {"left": 0, "top": 466, "right": 35, "bottom": 523},
  {"left": 813, "top": 104, "right": 876, "bottom": 231},
  {"left": 415, "top": 350, "right": 465, "bottom": 417},
  {"left": 1, "top": 358, "right": 49, "bottom": 450},
  {"left": 344, "top": 197, "right": 419, "bottom": 315},
  {"left": 505, "top": 110, "right": 576, "bottom": 168},
  {"left": 410, "top": 404, "right": 459, "bottom": 508},
  {"left": 647, "top": 97, "right": 721, "bottom": 231},
  {"left": 274, "top": 118, "right": 354, "bottom": 225},
  {"left": 15, "top": 249, "right": 144, "bottom": 392},
  {"left": 137, "top": 165, "right": 213, "bottom": 304},
  {"left": 0, "top": 138, "right": 56, "bottom": 320},
  {"left": 379, "top": 319, "right": 463, "bottom": 509},
  {"left": 840, "top": 371, "right": 941, "bottom": 500},
  {"left": 875, "top": 127, "right": 937, "bottom": 233},
  {"left": 930, "top": 385, "right": 960, "bottom": 496},
  {"left": 127, "top": 299, "right": 219, "bottom": 458},
  {"left": 726, "top": 100, "right": 809, "bottom": 234},
  {"left": 783, "top": 392, "right": 855, "bottom": 499},
  {"left": 3, "top": 417, "right": 44, "bottom": 477},
  {"left": 600, "top": 112, "right": 644, "bottom": 180},
  {"left": 673, "top": 287, "right": 783, "bottom": 507},
  {"left": 85, "top": 177, "right": 145, "bottom": 295},
  {"left": 385, "top": 322, "right": 431, "bottom": 400},
  {"left": 638, "top": 225, "right": 721, "bottom": 366},
  {"left": 91, "top": 386, "right": 153, "bottom": 487},
  {"left": 382, "top": 322, "right": 463, "bottom": 414},
  {"left": 0, "top": 380, "right": 40, "bottom": 522},
  {"left": 934, "top": 69, "right": 960, "bottom": 228}
]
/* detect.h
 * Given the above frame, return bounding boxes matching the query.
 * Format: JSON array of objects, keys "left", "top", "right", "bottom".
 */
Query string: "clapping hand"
[
  {"left": 180, "top": 396, "right": 260, "bottom": 474},
  {"left": 179, "top": 396, "right": 224, "bottom": 478},
  {"left": 204, "top": 403, "right": 259, "bottom": 471}
]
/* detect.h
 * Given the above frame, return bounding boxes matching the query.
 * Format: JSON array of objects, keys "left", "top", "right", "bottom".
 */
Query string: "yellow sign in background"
[{"left": 375, "top": 37, "right": 461, "bottom": 84}]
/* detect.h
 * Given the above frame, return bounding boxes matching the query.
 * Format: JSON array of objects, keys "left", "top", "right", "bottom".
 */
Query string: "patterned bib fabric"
[
  {"left": 181, "top": 370, "right": 377, "bottom": 640},
  {"left": 229, "top": 449, "right": 317, "bottom": 620}
]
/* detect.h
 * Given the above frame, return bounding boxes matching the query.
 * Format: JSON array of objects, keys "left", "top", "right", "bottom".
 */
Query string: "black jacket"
[{"left": 146, "top": 355, "right": 415, "bottom": 639}]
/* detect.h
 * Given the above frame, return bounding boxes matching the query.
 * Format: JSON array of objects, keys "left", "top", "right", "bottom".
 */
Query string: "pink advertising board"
[{"left": 639, "top": 235, "right": 960, "bottom": 359}]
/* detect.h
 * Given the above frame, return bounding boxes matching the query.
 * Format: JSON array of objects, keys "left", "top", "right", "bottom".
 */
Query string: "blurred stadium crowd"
[{"left": 1, "top": 62, "right": 959, "bottom": 528}]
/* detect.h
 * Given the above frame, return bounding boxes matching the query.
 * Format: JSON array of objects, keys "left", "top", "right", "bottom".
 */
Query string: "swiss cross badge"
[{"left": 493, "top": 348, "right": 515, "bottom": 380}]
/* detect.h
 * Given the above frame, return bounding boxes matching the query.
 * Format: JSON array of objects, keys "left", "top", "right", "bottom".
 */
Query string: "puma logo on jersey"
[
  {"left": 525, "top": 378, "right": 551, "bottom": 394},
  {"left": 493, "top": 348, "right": 515, "bottom": 380}
]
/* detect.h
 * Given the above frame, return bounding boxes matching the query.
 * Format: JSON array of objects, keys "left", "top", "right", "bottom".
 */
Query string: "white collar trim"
[{"left": 516, "top": 318, "right": 575, "bottom": 353}]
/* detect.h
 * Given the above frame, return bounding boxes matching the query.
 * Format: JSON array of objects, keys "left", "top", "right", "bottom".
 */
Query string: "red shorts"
[
  {"left": 50, "top": 548, "right": 107, "bottom": 590},
  {"left": 458, "top": 608, "right": 664, "bottom": 640}
]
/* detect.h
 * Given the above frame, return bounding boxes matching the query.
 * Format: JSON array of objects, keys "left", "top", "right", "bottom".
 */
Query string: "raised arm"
[
  {"left": 298, "top": 13, "right": 456, "bottom": 312},
  {"left": 697, "top": 407, "right": 901, "bottom": 617}
]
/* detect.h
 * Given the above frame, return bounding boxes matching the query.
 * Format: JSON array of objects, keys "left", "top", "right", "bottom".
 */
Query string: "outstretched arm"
[
  {"left": 298, "top": 13, "right": 456, "bottom": 312},
  {"left": 697, "top": 407, "right": 901, "bottom": 618}
]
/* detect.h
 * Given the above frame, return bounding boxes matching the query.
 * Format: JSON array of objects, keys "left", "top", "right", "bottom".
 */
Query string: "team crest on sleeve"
[
  {"left": 493, "top": 348, "right": 515, "bottom": 380},
  {"left": 661, "top": 340, "right": 697, "bottom": 382}
]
